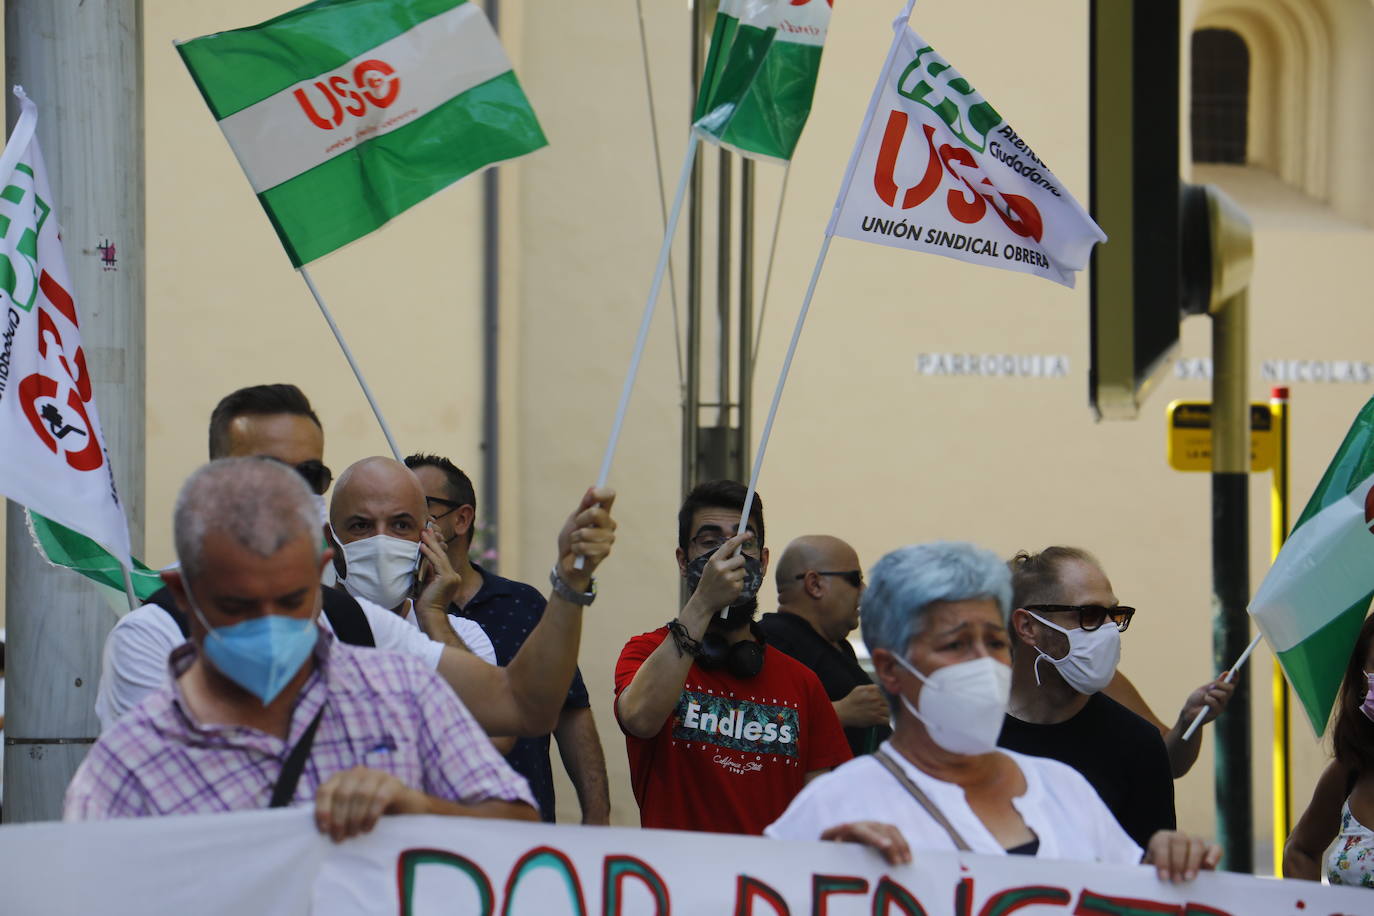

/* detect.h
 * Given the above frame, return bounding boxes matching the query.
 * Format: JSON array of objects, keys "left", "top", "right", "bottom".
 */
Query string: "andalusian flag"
[
  {"left": 177, "top": 0, "right": 547, "bottom": 267},
  {"left": 693, "top": 0, "right": 832, "bottom": 162},
  {"left": 1251, "top": 396, "right": 1374, "bottom": 734}
]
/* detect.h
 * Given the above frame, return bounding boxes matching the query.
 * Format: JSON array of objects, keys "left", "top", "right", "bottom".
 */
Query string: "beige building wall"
[{"left": 3, "top": 0, "right": 1372, "bottom": 868}]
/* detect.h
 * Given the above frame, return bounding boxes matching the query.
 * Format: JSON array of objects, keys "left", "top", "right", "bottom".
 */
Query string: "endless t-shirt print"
[{"left": 672, "top": 690, "right": 799, "bottom": 758}]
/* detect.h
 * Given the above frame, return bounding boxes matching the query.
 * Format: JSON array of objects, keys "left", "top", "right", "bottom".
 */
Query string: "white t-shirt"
[
  {"left": 95, "top": 594, "right": 493, "bottom": 730},
  {"left": 765, "top": 741, "right": 1143, "bottom": 865},
  {"left": 402, "top": 603, "right": 496, "bottom": 665}
]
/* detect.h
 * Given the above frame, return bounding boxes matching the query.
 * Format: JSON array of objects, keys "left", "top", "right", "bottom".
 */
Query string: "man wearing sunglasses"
[
  {"left": 760, "top": 536, "right": 891, "bottom": 757},
  {"left": 998, "top": 546, "right": 1175, "bottom": 849}
]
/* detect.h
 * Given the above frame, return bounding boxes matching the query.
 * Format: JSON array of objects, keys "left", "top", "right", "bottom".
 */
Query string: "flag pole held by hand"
[
  {"left": 576, "top": 133, "right": 699, "bottom": 570},
  {"left": 1181, "top": 632, "right": 1262, "bottom": 742}
]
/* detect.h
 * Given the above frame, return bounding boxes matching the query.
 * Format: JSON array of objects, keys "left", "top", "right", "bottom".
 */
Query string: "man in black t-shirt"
[
  {"left": 996, "top": 546, "right": 1174, "bottom": 849},
  {"left": 759, "top": 535, "right": 891, "bottom": 756}
]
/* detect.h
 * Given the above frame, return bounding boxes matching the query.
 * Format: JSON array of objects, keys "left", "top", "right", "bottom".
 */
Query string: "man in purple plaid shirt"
[{"left": 65, "top": 458, "right": 617, "bottom": 840}]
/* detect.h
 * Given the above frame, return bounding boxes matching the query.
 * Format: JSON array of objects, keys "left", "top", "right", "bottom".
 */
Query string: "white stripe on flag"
[
  {"left": 218, "top": 3, "right": 511, "bottom": 194},
  {"left": 1250, "top": 469, "right": 1374, "bottom": 652},
  {"left": 778, "top": 3, "right": 829, "bottom": 48}
]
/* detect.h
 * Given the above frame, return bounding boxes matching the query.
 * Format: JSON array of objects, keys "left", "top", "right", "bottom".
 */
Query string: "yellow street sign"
[{"left": 1167, "top": 400, "right": 1275, "bottom": 472}]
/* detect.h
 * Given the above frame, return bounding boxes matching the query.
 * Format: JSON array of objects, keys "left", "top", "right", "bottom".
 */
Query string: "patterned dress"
[{"left": 1326, "top": 800, "right": 1374, "bottom": 888}]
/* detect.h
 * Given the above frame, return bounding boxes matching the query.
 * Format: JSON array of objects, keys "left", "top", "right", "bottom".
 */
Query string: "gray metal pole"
[
  {"left": 3, "top": 0, "right": 145, "bottom": 822},
  {"left": 683, "top": 0, "right": 706, "bottom": 497},
  {"left": 481, "top": 0, "right": 501, "bottom": 572},
  {"left": 716, "top": 148, "right": 732, "bottom": 438},
  {"left": 738, "top": 158, "right": 754, "bottom": 469}
]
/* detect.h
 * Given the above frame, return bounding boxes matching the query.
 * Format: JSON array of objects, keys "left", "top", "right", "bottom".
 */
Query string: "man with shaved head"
[
  {"left": 67, "top": 458, "right": 537, "bottom": 833},
  {"left": 326, "top": 456, "right": 494, "bottom": 663},
  {"left": 760, "top": 536, "right": 891, "bottom": 756}
]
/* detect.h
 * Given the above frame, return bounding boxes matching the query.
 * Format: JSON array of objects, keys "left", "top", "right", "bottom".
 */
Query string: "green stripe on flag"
[
  {"left": 29, "top": 511, "right": 163, "bottom": 604},
  {"left": 1277, "top": 599, "right": 1372, "bottom": 734},
  {"left": 1293, "top": 420, "right": 1374, "bottom": 529},
  {"left": 258, "top": 70, "right": 545, "bottom": 267},
  {"left": 177, "top": 0, "right": 467, "bottom": 120},
  {"left": 716, "top": 41, "right": 824, "bottom": 161}
]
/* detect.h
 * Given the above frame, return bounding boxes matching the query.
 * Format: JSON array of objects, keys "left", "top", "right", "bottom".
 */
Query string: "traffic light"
[{"left": 1088, "top": 0, "right": 1182, "bottom": 420}]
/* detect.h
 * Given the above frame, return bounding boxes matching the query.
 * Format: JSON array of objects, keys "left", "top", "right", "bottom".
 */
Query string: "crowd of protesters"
[{"left": 54, "top": 382, "right": 1373, "bottom": 888}]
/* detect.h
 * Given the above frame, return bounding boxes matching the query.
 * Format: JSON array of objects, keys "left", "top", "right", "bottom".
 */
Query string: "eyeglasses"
[
  {"left": 798, "top": 570, "right": 863, "bottom": 589},
  {"left": 690, "top": 531, "right": 760, "bottom": 555},
  {"left": 425, "top": 495, "right": 468, "bottom": 520},
  {"left": 1023, "top": 604, "right": 1135, "bottom": 633}
]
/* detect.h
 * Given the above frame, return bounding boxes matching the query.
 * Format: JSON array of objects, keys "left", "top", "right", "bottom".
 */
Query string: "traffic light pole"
[
  {"left": 1201, "top": 184, "right": 1255, "bottom": 872},
  {"left": 1211, "top": 287, "right": 1251, "bottom": 873}
]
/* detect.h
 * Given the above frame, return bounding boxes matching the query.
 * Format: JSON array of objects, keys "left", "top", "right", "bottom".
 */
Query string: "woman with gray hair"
[{"left": 766, "top": 541, "right": 1220, "bottom": 882}]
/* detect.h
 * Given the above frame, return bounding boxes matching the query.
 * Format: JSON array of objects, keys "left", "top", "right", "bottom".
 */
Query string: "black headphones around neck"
[{"left": 697, "top": 622, "right": 767, "bottom": 679}]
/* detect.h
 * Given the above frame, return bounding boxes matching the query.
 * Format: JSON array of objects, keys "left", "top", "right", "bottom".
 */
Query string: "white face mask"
[
  {"left": 336, "top": 532, "right": 419, "bottom": 610},
  {"left": 892, "top": 653, "right": 1011, "bottom": 755},
  {"left": 1026, "top": 611, "right": 1121, "bottom": 695}
]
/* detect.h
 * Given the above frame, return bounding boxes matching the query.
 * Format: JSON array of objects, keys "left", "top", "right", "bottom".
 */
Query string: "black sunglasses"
[
  {"left": 798, "top": 570, "right": 864, "bottom": 589},
  {"left": 255, "top": 455, "right": 333, "bottom": 496},
  {"left": 292, "top": 459, "right": 333, "bottom": 496},
  {"left": 1023, "top": 603, "right": 1135, "bottom": 633}
]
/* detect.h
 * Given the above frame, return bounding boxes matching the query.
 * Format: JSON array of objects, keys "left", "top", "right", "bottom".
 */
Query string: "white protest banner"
[
  {"left": 1, "top": 809, "right": 1368, "bottom": 915},
  {"left": 0, "top": 88, "right": 133, "bottom": 578}
]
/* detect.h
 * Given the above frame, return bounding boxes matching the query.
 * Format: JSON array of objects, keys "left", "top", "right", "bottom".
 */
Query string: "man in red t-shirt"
[{"left": 614, "top": 481, "right": 852, "bottom": 835}]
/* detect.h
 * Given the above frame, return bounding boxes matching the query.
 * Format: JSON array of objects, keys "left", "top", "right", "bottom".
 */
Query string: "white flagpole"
[
  {"left": 574, "top": 133, "right": 699, "bottom": 570},
  {"left": 593, "top": 133, "right": 699, "bottom": 490},
  {"left": 298, "top": 267, "right": 403, "bottom": 461},
  {"left": 736, "top": 0, "right": 917, "bottom": 534},
  {"left": 1180, "top": 631, "right": 1263, "bottom": 742},
  {"left": 119, "top": 562, "right": 138, "bottom": 611}
]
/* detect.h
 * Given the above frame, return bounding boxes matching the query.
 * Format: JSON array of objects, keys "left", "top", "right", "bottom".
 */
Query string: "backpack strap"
[
  {"left": 148, "top": 585, "right": 374, "bottom": 648},
  {"left": 269, "top": 707, "right": 326, "bottom": 808},
  {"left": 147, "top": 586, "right": 191, "bottom": 639},
  {"left": 321, "top": 586, "right": 375, "bottom": 647},
  {"left": 873, "top": 748, "right": 972, "bottom": 851}
]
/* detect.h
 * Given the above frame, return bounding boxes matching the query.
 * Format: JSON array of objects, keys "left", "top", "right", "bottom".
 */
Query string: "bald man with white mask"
[
  {"left": 760, "top": 536, "right": 891, "bottom": 756},
  {"left": 327, "top": 457, "right": 493, "bottom": 660}
]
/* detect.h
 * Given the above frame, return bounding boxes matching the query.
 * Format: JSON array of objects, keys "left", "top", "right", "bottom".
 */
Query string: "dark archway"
[{"left": 1191, "top": 28, "right": 1250, "bottom": 163}]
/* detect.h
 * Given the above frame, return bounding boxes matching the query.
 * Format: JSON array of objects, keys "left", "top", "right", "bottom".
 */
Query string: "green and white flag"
[
  {"left": 693, "top": 0, "right": 832, "bottom": 162},
  {"left": 177, "top": 0, "right": 547, "bottom": 267},
  {"left": 1250, "top": 395, "right": 1374, "bottom": 734}
]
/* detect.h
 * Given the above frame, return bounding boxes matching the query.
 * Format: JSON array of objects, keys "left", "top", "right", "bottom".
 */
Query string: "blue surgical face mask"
[{"left": 186, "top": 589, "right": 319, "bottom": 706}]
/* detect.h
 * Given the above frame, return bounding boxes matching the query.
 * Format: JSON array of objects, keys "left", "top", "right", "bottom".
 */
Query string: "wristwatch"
[{"left": 549, "top": 565, "right": 597, "bottom": 606}]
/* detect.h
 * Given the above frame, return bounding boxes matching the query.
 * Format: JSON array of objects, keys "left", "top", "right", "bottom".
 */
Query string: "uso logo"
[
  {"left": 872, "top": 110, "right": 1043, "bottom": 241},
  {"left": 293, "top": 59, "right": 400, "bottom": 131}
]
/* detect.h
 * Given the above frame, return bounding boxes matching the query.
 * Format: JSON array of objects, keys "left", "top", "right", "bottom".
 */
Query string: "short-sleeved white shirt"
[
  {"left": 95, "top": 594, "right": 493, "bottom": 730},
  {"left": 765, "top": 741, "right": 1143, "bottom": 865},
  {"left": 402, "top": 603, "right": 496, "bottom": 664}
]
